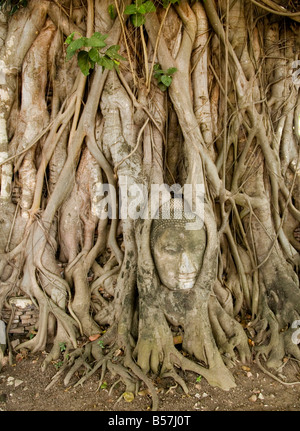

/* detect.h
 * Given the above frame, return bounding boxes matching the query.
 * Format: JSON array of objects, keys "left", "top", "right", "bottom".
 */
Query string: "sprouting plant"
[
  {"left": 0, "top": 0, "right": 27, "bottom": 14},
  {"left": 29, "top": 329, "right": 37, "bottom": 340},
  {"left": 100, "top": 381, "right": 107, "bottom": 389},
  {"left": 65, "top": 32, "right": 126, "bottom": 76},
  {"left": 59, "top": 342, "right": 66, "bottom": 353},
  {"left": 196, "top": 375, "right": 202, "bottom": 383},
  {"left": 124, "top": 0, "right": 156, "bottom": 27},
  {"left": 54, "top": 361, "right": 64, "bottom": 370},
  {"left": 153, "top": 64, "right": 177, "bottom": 91},
  {"left": 108, "top": 4, "right": 116, "bottom": 20},
  {"left": 97, "top": 339, "right": 105, "bottom": 349}
]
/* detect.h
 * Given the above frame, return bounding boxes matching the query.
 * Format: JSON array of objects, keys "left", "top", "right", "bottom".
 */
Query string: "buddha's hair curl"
[{"left": 150, "top": 198, "right": 203, "bottom": 250}]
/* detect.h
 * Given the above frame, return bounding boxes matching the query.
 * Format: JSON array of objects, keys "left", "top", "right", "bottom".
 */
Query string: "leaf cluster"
[
  {"left": 124, "top": 0, "right": 156, "bottom": 27},
  {"left": 65, "top": 32, "right": 126, "bottom": 76},
  {"left": 153, "top": 64, "right": 177, "bottom": 91}
]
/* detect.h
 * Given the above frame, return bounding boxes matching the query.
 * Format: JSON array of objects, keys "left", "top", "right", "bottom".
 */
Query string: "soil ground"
[{"left": 0, "top": 346, "right": 300, "bottom": 412}]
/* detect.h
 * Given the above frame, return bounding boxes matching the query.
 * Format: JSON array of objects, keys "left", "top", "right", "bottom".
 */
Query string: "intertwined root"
[
  {"left": 39, "top": 294, "right": 245, "bottom": 411},
  {"left": 133, "top": 305, "right": 238, "bottom": 396},
  {"left": 209, "top": 297, "right": 251, "bottom": 365},
  {"left": 42, "top": 330, "right": 236, "bottom": 412},
  {"left": 135, "top": 335, "right": 237, "bottom": 392},
  {"left": 253, "top": 296, "right": 300, "bottom": 371}
]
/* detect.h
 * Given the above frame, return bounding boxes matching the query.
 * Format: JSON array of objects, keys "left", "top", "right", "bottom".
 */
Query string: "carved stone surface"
[{"left": 151, "top": 198, "right": 206, "bottom": 291}]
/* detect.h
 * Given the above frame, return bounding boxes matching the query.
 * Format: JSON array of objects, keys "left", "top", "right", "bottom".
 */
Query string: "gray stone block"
[{"left": 0, "top": 320, "right": 6, "bottom": 353}]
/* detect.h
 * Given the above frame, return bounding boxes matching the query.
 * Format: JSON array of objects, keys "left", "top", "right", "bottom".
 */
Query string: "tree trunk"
[{"left": 0, "top": 0, "right": 299, "bottom": 410}]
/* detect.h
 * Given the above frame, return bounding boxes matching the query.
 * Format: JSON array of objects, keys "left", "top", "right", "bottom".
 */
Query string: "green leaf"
[
  {"left": 105, "top": 44, "right": 120, "bottom": 59},
  {"left": 161, "top": 74, "right": 172, "bottom": 87},
  {"left": 158, "top": 82, "right": 167, "bottom": 92},
  {"left": 66, "top": 38, "right": 85, "bottom": 60},
  {"left": 54, "top": 360, "right": 63, "bottom": 369},
  {"left": 94, "top": 32, "right": 108, "bottom": 40},
  {"left": 105, "top": 45, "right": 127, "bottom": 62},
  {"left": 89, "top": 47, "right": 100, "bottom": 63},
  {"left": 108, "top": 4, "right": 116, "bottom": 20},
  {"left": 154, "top": 73, "right": 163, "bottom": 83},
  {"left": 115, "top": 53, "right": 127, "bottom": 61},
  {"left": 77, "top": 51, "right": 91, "bottom": 76},
  {"left": 98, "top": 56, "right": 115, "bottom": 70},
  {"left": 166, "top": 67, "right": 177, "bottom": 75},
  {"left": 124, "top": 4, "right": 138, "bottom": 15},
  {"left": 84, "top": 33, "right": 107, "bottom": 48},
  {"left": 153, "top": 64, "right": 162, "bottom": 72},
  {"left": 59, "top": 342, "right": 66, "bottom": 352},
  {"left": 154, "top": 70, "right": 164, "bottom": 77},
  {"left": 137, "top": 3, "right": 146, "bottom": 14},
  {"left": 65, "top": 32, "right": 75, "bottom": 45},
  {"left": 131, "top": 13, "right": 145, "bottom": 27},
  {"left": 141, "top": 1, "right": 156, "bottom": 13}
]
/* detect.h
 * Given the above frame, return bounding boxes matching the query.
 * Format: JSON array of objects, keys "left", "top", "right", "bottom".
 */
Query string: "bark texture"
[{"left": 0, "top": 0, "right": 299, "bottom": 409}]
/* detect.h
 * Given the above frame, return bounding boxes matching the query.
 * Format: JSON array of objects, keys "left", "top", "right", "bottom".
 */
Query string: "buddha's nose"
[{"left": 179, "top": 252, "right": 196, "bottom": 274}]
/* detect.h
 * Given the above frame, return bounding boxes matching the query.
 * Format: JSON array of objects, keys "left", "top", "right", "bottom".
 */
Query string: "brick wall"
[{"left": 1, "top": 297, "right": 39, "bottom": 335}]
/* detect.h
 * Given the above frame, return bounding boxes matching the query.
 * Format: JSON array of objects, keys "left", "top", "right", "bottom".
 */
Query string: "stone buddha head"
[{"left": 151, "top": 198, "right": 206, "bottom": 291}]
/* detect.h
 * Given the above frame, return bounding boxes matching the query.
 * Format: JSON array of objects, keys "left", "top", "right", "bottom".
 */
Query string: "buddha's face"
[{"left": 152, "top": 226, "right": 206, "bottom": 291}]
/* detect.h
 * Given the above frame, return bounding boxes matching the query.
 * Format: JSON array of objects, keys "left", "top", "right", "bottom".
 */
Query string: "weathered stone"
[
  {"left": 0, "top": 321, "right": 6, "bottom": 353},
  {"left": 249, "top": 394, "right": 257, "bottom": 402},
  {"left": 9, "top": 297, "right": 33, "bottom": 309},
  {"left": 14, "top": 379, "right": 23, "bottom": 388},
  {"left": 21, "top": 316, "right": 32, "bottom": 322},
  {"left": 14, "top": 311, "right": 23, "bottom": 316},
  {"left": 26, "top": 318, "right": 38, "bottom": 325}
]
